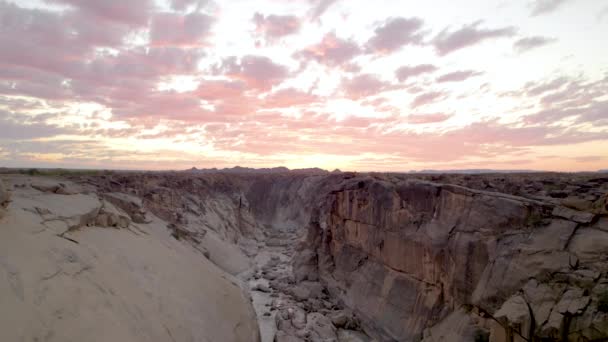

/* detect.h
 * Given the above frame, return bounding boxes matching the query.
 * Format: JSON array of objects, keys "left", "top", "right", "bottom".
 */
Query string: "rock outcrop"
[
  {"left": 0, "top": 179, "right": 10, "bottom": 219},
  {"left": 2, "top": 170, "right": 607, "bottom": 342},
  {"left": 295, "top": 176, "right": 608, "bottom": 342},
  {"left": 0, "top": 175, "right": 260, "bottom": 342}
]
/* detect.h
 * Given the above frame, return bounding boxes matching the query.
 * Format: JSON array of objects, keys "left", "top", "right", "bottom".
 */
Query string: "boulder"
[
  {"left": 337, "top": 329, "right": 371, "bottom": 342},
  {"left": 552, "top": 206, "right": 595, "bottom": 224},
  {"left": 31, "top": 183, "right": 60, "bottom": 193},
  {"left": 31, "top": 182, "right": 79, "bottom": 195},
  {"left": 493, "top": 295, "right": 533, "bottom": 340},
  {"left": 306, "top": 312, "right": 337, "bottom": 341},
  {"left": 252, "top": 283, "right": 271, "bottom": 293},
  {"left": 102, "top": 192, "right": 147, "bottom": 223},
  {"left": 274, "top": 331, "right": 306, "bottom": 342}
]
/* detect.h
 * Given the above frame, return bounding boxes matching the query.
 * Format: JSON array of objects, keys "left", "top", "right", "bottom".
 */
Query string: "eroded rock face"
[
  {"left": 0, "top": 179, "right": 10, "bottom": 219},
  {"left": 4, "top": 171, "right": 605, "bottom": 342},
  {"left": 297, "top": 176, "right": 608, "bottom": 342},
  {"left": 0, "top": 174, "right": 260, "bottom": 342}
]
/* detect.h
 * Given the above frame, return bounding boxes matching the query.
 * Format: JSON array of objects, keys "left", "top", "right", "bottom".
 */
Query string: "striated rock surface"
[
  {"left": 295, "top": 175, "right": 608, "bottom": 342},
  {"left": 0, "top": 175, "right": 260, "bottom": 342},
  {"left": 2, "top": 170, "right": 607, "bottom": 342}
]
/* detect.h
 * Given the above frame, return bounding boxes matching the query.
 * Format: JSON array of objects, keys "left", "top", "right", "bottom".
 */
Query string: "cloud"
[
  {"left": 395, "top": 64, "right": 437, "bottom": 82},
  {"left": 407, "top": 113, "right": 452, "bottom": 124},
  {"left": 529, "top": 0, "right": 568, "bottom": 16},
  {"left": 436, "top": 70, "right": 482, "bottom": 82},
  {"left": 295, "top": 33, "right": 362, "bottom": 67},
  {"left": 196, "top": 80, "right": 247, "bottom": 101},
  {"left": 253, "top": 13, "right": 301, "bottom": 41},
  {"left": 433, "top": 21, "right": 516, "bottom": 55},
  {"left": 150, "top": 12, "right": 214, "bottom": 47},
  {"left": 214, "top": 55, "right": 290, "bottom": 90},
  {"left": 170, "top": 0, "right": 208, "bottom": 11},
  {"left": 341, "top": 74, "right": 391, "bottom": 99},
  {"left": 263, "top": 88, "right": 319, "bottom": 107},
  {"left": 47, "top": 0, "right": 153, "bottom": 26},
  {"left": 513, "top": 36, "right": 556, "bottom": 52},
  {"left": 0, "top": 110, "right": 76, "bottom": 139},
  {"left": 308, "top": 0, "right": 339, "bottom": 20},
  {"left": 366, "top": 17, "right": 424, "bottom": 53},
  {"left": 411, "top": 91, "right": 445, "bottom": 108}
]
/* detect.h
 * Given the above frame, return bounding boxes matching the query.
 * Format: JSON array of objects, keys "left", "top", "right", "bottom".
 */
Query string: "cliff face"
[
  {"left": 296, "top": 176, "right": 608, "bottom": 341},
  {"left": 0, "top": 175, "right": 260, "bottom": 342},
  {"left": 2, "top": 171, "right": 607, "bottom": 342}
]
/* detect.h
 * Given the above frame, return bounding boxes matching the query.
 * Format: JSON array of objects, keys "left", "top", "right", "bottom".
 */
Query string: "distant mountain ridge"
[{"left": 185, "top": 166, "right": 330, "bottom": 175}]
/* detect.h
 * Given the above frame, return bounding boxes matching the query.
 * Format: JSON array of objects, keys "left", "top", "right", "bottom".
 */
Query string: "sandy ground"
[{"left": 0, "top": 175, "right": 260, "bottom": 342}]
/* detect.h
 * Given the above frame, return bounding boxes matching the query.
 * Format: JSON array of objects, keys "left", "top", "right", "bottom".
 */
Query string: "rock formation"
[
  {"left": 295, "top": 175, "right": 608, "bottom": 341},
  {"left": 0, "top": 175, "right": 259, "bottom": 342},
  {"left": 1, "top": 170, "right": 606, "bottom": 342},
  {"left": 0, "top": 179, "right": 10, "bottom": 219}
]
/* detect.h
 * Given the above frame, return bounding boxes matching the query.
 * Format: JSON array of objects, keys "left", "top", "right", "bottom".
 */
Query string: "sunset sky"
[{"left": 0, "top": 0, "right": 607, "bottom": 171}]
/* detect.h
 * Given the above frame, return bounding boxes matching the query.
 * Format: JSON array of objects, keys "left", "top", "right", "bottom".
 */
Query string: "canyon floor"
[{"left": 0, "top": 169, "right": 607, "bottom": 342}]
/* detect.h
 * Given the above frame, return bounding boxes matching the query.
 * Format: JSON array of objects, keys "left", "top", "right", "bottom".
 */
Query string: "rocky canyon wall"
[
  {"left": 3, "top": 170, "right": 606, "bottom": 342},
  {"left": 295, "top": 175, "right": 608, "bottom": 341}
]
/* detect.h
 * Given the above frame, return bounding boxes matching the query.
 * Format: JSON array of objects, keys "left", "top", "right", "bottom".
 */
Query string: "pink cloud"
[
  {"left": 366, "top": 17, "right": 424, "bottom": 53},
  {"left": 47, "top": 0, "right": 153, "bottom": 26},
  {"left": 253, "top": 13, "right": 301, "bottom": 40},
  {"left": 433, "top": 21, "right": 516, "bottom": 56},
  {"left": 215, "top": 55, "right": 290, "bottom": 91},
  {"left": 411, "top": 91, "right": 445, "bottom": 108},
  {"left": 170, "top": 0, "right": 204, "bottom": 11},
  {"left": 341, "top": 74, "right": 391, "bottom": 99},
  {"left": 395, "top": 64, "right": 437, "bottom": 82},
  {"left": 196, "top": 80, "right": 247, "bottom": 101},
  {"left": 264, "top": 88, "right": 319, "bottom": 107},
  {"left": 407, "top": 113, "right": 452, "bottom": 124},
  {"left": 150, "top": 12, "right": 213, "bottom": 47},
  {"left": 296, "top": 33, "right": 362, "bottom": 67},
  {"left": 436, "top": 70, "right": 482, "bottom": 82}
]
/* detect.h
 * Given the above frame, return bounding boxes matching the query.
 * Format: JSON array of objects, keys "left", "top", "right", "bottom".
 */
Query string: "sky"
[{"left": 0, "top": 0, "right": 607, "bottom": 171}]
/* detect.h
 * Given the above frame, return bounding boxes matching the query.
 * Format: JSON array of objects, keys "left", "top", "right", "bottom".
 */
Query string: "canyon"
[{"left": 0, "top": 170, "right": 607, "bottom": 341}]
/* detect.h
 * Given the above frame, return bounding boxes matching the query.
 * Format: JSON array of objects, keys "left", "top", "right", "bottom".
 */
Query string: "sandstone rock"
[
  {"left": 95, "top": 213, "right": 109, "bottom": 227},
  {"left": 0, "top": 175, "right": 260, "bottom": 342},
  {"left": 31, "top": 183, "right": 60, "bottom": 193},
  {"left": 0, "top": 179, "right": 10, "bottom": 207},
  {"left": 299, "top": 176, "right": 608, "bottom": 341},
  {"left": 0, "top": 180, "right": 10, "bottom": 220},
  {"left": 102, "top": 192, "right": 148, "bottom": 223},
  {"left": 293, "top": 249, "right": 318, "bottom": 282},
  {"left": 330, "top": 311, "right": 350, "bottom": 328},
  {"left": 337, "top": 329, "right": 371, "bottom": 342},
  {"left": 291, "top": 306, "right": 308, "bottom": 330},
  {"left": 31, "top": 182, "right": 79, "bottom": 195},
  {"left": 493, "top": 295, "right": 532, "bottom": 340},
  {"left": 562, "top": 197, "right": 594, "bottom": 211},
  {"left": 252, "top": 283, "right": 271, "bottom": 293},
  {"left": 568, "top": 228, "right": 608, "bottom": 262},
  {"left": 555, "top": 288, "right": 590, "bottom": 315},
  {"left": 552, "top": 205, "right": 595, "bottom": 223},
  {"left": 274, "top": 331, "right": 306, "bottom": 342},
  {"left": 5, "top": 171, "right": 607, "bottom": 342},
  {"left": 306, "top": 312, "right": 337, "bottom": 341},
  {"left": 55, "top": 183, "right": 79, "bottom": 195},
  {"left": 522, "top": 279, "right": 558, "bottom": 329}
]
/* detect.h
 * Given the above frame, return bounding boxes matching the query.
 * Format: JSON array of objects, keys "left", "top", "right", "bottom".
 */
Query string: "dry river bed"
[{"left": 242, "top": 230, "right": 372, "bottom": 342}]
